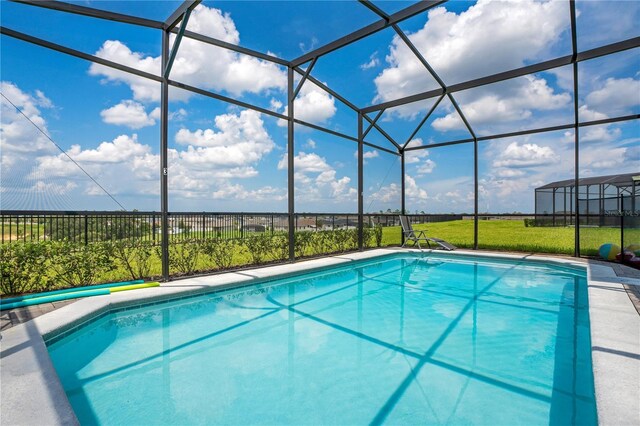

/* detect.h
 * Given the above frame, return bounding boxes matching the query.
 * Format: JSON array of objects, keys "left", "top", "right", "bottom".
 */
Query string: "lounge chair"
[{"left": 399, "top": 215, "right": 456, "bottom": 251}]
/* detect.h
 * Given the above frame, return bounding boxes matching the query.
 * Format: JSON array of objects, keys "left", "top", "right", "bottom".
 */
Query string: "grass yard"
[{"left": 382, "top": 219, "right": 635, "bottom": 256}]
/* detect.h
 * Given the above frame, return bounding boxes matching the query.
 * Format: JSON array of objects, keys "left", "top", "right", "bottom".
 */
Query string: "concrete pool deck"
[{"left": 1, "top": 248, "right": 639, "bottom": 425}]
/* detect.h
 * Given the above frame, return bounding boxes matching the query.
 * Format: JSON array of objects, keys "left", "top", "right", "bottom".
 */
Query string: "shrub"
[
  {"left": 0, "top": 242, "right": 52, "bottom": 295},
  {"left": 161, "top": 239, "right": 201, "bottom": 275},
  {"left": 309, "top": 231, "right": 322, "bottom": 255},
  {"left": 201, "top": 238, "right": 237, "bottom": 270},
  {"left": 362, "top": 227, "right": 374, "bottom": 248},
  {"left": 374, "top": 225, "right": 383, "bottom": 247},
  {"left": 49, "top": 240, "right": 116, "bottom": 287},
  {"left": 244, "top": 234, "right": 271, "bottom": 264},
  {"left": 111, "top": 239, "right": 154, "bottom": 280},
  {"left": 311, "top": 231, "right": 333, "bottom": 255},
  {"left": 335, "top": 229, "right": 355, "bottom": 253},
  {"left": 346, "top": 229, "right": 359, "bottom": 251},
  {"left": 294, "top": 231, "right": 313, "bottom": 258},
  {"left": 269, "top": 233, "right": 289, "bottom": 261}
]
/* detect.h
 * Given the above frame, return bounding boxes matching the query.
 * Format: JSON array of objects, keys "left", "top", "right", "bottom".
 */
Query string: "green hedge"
[{"left": 0, "top": 227, "right": 386, "bottom": 296}]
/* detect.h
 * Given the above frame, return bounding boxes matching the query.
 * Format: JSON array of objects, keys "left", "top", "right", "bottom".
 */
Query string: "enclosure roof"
[{"left": 536, "top": 172, "right": 640, "bottom": 190}]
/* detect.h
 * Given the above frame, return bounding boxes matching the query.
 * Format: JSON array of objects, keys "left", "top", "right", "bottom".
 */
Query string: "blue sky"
[{"left": 1, "top": 0, "right": 638, "bottom": 213}]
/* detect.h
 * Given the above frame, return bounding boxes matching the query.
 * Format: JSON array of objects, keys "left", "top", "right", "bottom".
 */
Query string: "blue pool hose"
[
  {"left": 1, "top": 288, "right": 110, "bottom": 310},
  {"left": 0, "top": 280, "right": 144, "bottom": 305},
  {"left": 0, "top": 282, "right": 160, "bottom": 311}
]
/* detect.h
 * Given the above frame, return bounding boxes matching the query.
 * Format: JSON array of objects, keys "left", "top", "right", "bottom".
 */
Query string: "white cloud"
[
  {"left": 373, "top": 0, "right": 571, "bottom": 126},
  {"left": 580, "top": 125, "right": 622, "bottom": 144},
  {"left": 405, "top": 175, "right": 428, "bottom": 200},
  {"left": 375, "top": 0, "right": 568, "bottom": 103},
  {"left": 0, "top": 81, "right": 56, "bottom": 154},
  {"left": 478, "top": 135, "right": 571, "bottom": 211},
  {"left": 577, "top": 105, "right": 608, "bottom": 122},
  {"left": 432, "top": 76, "right": 571, "bottom": 131},
  {"left": 277, "top": 80, "right": 337, "bottom": 126},
  {"left": 583, "top": 77, "right": 640, "bottom": 117},
  {"left": 89, "top": 5, "right": 285, "bottom": 101},
  {"left": 299, "top": 37, "right": 319, "bottom": 54},
  {"left": 404, "top": 138, "right": 429, "bottom": 164},
  {"left": 353, "top": 149, "right": 379, "bottom": 159},
  {"left": 87, "top": 3, "right": 337, "bottom": 130},
  {"left": 175, "top": 110, "right": 274, "bottom": 169},
  {"left": 0, "top": 82, "right": 64, "bottom": 209},
  {"left": 32, "top": 134, "right": 158, "bottom": 198},
  {"left": 575, "top": 1, "right": 640, "bottom": 52},
  {"left": 89, "top": 40, "right": 162, "bottom": 102},
  {"left": 416, "top": 158, "right": 436, "bottom": 175},
  {"left": 34, "top": 90, "right": 53, "bottom": 109},
  {"left": 403, "top": 126, "right": 636, "bottom": 214},
  {"left": 363, "top": 150, "right": 379, "bottom": 159},
  {"left": 496, "top": 169, "right": 526, "bottom": 178},
  {"left": 278, "top": 151, "right": 356, "bottom": 203},
  {"left": 146, "top": 107, "right": 187, "bottom": 122},
  {"left": 270, "top": 98, "right": 283, "bottom": 111},
  {"left": 73, "top": 134, "right": 151, "bottom": 163},
  {"left": 30, "top": 180, "right": 77, "bottom": 195},
  {"left": 100, "top": 100, "right": 156, "bottom": 129},
  {"left": 292, "top": 84, "right": 337, "bottom": 124},
  {"left": 579, "top": 145, "right": 630, "bottom": 174},
  {"left": 278, "top": 151, "right": 330, "bottom": 173},
  {"left": 31, "top": 135, "right": 153, "bottom": 184},
  {"left": 360, "top": 52, "right": 380, "bottom": 70},
  {"left": 369, "top": 174, "right": 427, "bottom": 207},
  {"left": 211, "top": 183, "right": 285, "bottom": 201},
  {"left": 403, "top": 138, "right": 437, "bottom": 175},
  {"left": 89, "top": 4, "right": 337, "bottom": 147},
  {"left": 170, "top": 108, "right": 188, "bottom": 121},
  {"left": 28, "top": 108, "right": 285, "bottom": 205},
  {"left": 304, "top": 139, "right": 317, "bottom": 149},
  {"left": 493, "top": 142, "right": 558, "bottom": 168},
  {"left": 367, "top": 182, "right": 399, "bottom": 205}
]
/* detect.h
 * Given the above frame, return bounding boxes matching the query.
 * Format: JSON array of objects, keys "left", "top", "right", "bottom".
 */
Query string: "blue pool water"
[{"left": 47, "top": 253, "right": 597, "bottom": 425}]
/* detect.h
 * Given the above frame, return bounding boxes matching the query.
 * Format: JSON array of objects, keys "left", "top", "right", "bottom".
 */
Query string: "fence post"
[
  {"left": 621, "top": 214, "right": 624, "bottom": 251},
  {"left": 202, "top": 212, "right": 206, "bottom": 240},
  {"left": 401, "top": 152, "right": 406, "bottom": 246},
  {"left": 160, "top": 30, "right": 170, "bottom": 281},
  {"left": 357, "top": 111, "right": 363, "bottom": 251},
  {"left": 287, "top": 66, "right": 295, "bottom": 261},
  {"left": 84, "top": 215, "right": 88, "bottom": 246}
]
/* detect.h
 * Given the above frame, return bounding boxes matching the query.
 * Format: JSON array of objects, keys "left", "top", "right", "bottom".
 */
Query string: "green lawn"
[
  {"left": 3, "top": 220, "right": 634, "bottom": 257},
  {"left": 382, "top": 219, "right": 636, "bottom": 256}
]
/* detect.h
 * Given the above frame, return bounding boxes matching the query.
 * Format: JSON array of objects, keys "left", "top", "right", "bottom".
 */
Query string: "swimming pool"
[{"left": 47, "top": 253, "right": 597, "bottom": 425}]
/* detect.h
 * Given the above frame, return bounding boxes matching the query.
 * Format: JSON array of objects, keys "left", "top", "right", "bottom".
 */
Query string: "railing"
[
  {"left": 2, "top": 211, "right": 634, "bottom": 292},
  {"left": 0, "top": 211, "right": 463, "bottom": 245},
  {"left": 0, "top": 210, "right": 159, "bottom": 245}
]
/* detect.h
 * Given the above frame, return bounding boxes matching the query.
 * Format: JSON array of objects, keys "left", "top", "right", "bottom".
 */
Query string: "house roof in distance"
[{"left": 536, "top": 172, "right": 640, "bottom": 190}]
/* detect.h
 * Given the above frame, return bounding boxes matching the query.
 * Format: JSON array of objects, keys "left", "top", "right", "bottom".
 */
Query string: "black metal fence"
[{"left": 0, "top": 211, "right": 463, "bottom": 245}]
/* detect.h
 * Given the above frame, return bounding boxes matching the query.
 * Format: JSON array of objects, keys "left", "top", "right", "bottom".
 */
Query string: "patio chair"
[{"left": 399, "top": 215, "right": 456, "bottom": 251}]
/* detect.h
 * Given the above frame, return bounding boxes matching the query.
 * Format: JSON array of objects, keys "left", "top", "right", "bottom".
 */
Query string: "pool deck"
[{"left": 1, "top": 248, "right": 639, "bottom": 425}]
